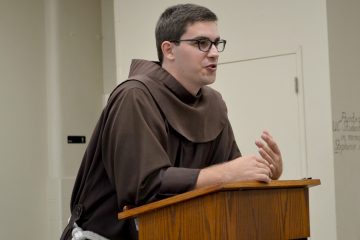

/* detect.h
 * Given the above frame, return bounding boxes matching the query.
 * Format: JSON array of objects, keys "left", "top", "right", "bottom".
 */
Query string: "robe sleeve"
[
  {"left": 228, "top": 131, "right": 241, "bottom": 160},
  {"left": 209, "top": 119, "right": 242, "bottom": 165},
  {"left": 101, "top": 83, "right": 199, "bottom": 208}
]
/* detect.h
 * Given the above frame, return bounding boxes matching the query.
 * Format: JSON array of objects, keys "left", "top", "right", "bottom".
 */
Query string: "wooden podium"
[{"left": 119, "top": 179, "right": 320, "bottom": 240}]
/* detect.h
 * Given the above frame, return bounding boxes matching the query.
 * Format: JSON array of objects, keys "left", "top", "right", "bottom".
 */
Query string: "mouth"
[{"left": 206, "top": 64, "right": 217, "bottom": 71}]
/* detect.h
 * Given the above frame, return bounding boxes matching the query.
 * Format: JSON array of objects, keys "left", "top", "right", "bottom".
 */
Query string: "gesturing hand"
[{"left": 255, "top": 131, "right": 283, "bottom": 179}]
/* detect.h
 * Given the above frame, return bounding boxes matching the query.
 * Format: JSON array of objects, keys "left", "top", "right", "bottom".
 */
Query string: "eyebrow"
[{"left": 191, "top": 36, "right": 221, "bottom": 41}]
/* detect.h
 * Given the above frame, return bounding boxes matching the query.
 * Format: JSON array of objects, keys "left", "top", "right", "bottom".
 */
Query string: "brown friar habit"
[{"left": 61, "top": 59, "right": 241, "bottom": 240}]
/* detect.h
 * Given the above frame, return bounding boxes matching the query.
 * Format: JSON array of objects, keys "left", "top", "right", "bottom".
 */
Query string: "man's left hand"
[{"left": 255, "top": 130, "right": 283, "bottom": 179}]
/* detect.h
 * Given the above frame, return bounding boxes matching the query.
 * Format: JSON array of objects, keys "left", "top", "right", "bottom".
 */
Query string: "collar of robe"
[{"left": 126, "top": 59, "right": 228, "bottom": 143}]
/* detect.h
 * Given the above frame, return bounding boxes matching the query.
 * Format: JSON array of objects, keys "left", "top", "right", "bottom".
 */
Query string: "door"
[{"left": 212, "top": 52, "right": 307, "bottom": 180}]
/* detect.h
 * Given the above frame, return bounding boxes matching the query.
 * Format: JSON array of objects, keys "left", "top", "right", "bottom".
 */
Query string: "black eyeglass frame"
[{"left": 170, "top": 38, "right": 227, "bottom": 52}]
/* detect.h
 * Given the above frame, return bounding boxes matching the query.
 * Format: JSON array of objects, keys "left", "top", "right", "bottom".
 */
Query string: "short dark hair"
[{"left": 155, "top": 4, "right": 218, "bottom": 63}]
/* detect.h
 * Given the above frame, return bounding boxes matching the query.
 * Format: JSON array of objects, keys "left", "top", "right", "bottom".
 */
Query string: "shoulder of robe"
[
  {"left": 105, "top": 79, "right": 154, "bottom": 106},
  {"left": 130, "top": 75, "right": 229, "bottom": 143}
]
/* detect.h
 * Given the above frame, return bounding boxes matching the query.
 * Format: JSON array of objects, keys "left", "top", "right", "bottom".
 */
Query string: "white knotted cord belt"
[{"left": 71, "top": 223, "right": 109, "bottom": 240}]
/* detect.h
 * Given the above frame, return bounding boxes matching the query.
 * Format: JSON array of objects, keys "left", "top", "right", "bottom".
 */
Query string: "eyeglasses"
[{"left": 170, "top": 38, "right": 227, "bottom": 52}]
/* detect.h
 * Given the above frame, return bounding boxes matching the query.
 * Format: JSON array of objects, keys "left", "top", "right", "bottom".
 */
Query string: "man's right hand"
[{"left": 195, "top": 155, "right": 272, "bottom": 189}]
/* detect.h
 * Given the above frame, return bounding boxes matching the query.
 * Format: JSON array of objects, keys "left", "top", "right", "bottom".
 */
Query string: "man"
[{"left": 61, "top": 3, "right": 282, "bottom": 240}]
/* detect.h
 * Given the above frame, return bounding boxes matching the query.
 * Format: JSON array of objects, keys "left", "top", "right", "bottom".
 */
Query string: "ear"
[{"left": 161, "top": 41, "right": 175, "bottom": 61}]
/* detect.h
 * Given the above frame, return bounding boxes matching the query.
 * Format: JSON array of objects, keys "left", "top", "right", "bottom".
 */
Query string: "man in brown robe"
[{"left": 61, "top": 3, "right": 283, "bottom": 240}]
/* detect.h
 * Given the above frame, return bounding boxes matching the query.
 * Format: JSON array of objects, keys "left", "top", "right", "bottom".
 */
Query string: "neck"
[{"left": 162, "top": 62, "right": 200, "bottom": 96}]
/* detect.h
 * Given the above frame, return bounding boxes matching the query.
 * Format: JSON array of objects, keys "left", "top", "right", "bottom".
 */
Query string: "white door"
[{"left": 212, "top": 52, "right": 307, "bottom": 180}]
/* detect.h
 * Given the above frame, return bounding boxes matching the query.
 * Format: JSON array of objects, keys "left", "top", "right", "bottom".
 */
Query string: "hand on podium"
[{"left": 196, "top": 131, "right": 283, "bottom": 188}]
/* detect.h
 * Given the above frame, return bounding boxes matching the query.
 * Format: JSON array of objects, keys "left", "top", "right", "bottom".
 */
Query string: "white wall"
[
  {"left": 44, "top": 0, "right": 104, "bottom": 237},
  {"left": 327, "top": 1, "right": 360, "bottom": 239},
  {"left": 0, "top": 0, "right": 47, "bottom": 239},
  {"left": 3, "top": 0, "right": 353, "bottom": 239},
  {"left": 114, "top": 0, "right": 337, "bottom": 239},
  {"left": 0, "top": 0, "right": 106, "bottom": 239},
  {"left": 101, "top": 0, "right": 117, "bottom": 95}
]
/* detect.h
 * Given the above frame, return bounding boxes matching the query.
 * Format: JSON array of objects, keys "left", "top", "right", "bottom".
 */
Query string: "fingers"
[
  {"left": 255, "top": 140, "right": 276, "bottom": 169},
  {"left": 257, "top": 149, "right": 278, "bottom": 178},
  {"left": 269, "top": 164, "right": 276, "bottom": 175},
  {"left": 254, "top": 164, "right": 271, "bottom": 183},
  {"left": 255, "top": 156, "right": 270, "bottom": 169},
  {"left": 255, "top": 157, "right": 272, "bottom": 178},
  {"left": 228, "top": 155, "right": 273, "bottom": 183},
  {"left": 255, "top": 131, "right": 283, "bottom": 179},
  {"left": 252, "top": 157, "right": 272, "bottom": 183},
  {"left": 255, "top": 131, "right": 281, "bottom": 161},
  {"left": 261, "top": 131, "right": 281, "bottom": 155},
  {"left": 257, "top": 146, "right": 274, "bottom": 165},
  {"left": 257, "top": 174, "right": 271, "bottom": 183}
]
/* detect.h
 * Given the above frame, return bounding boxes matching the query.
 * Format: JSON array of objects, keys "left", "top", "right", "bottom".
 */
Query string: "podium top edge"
[
  {"left": 118, "top": 179, "right": 320, "bottom": 220},
  {"left": 222, "top": 178, "right": 321, "bottom": 190}
]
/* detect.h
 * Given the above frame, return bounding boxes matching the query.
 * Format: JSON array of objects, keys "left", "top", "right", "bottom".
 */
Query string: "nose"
[{"left": 207, "top": 43, "right": 219, "bottom": 58}]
